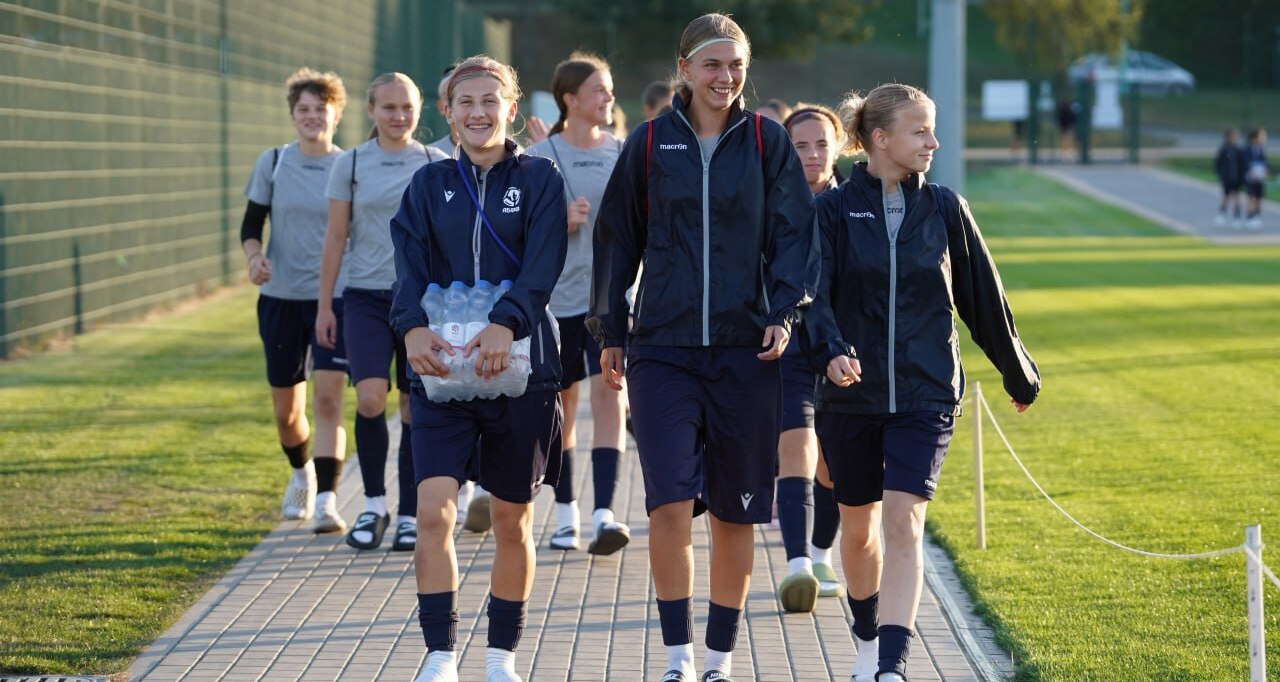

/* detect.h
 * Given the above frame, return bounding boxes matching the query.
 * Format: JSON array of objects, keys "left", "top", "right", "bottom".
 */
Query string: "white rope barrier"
[
  {"left": 1245, "top": 546, "right": 1280, "bottom": 592},
  {"left": 974, "top": 389, "right": 1248, "bottom": 561}
]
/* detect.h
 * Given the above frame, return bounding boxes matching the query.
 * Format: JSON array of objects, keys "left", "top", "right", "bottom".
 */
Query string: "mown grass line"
[
  {"left": 0, "top": 288, "right": 343, "bottom": 674},
  {"left": 930, "top": 168, "right": 1280, "bottom": 679}
]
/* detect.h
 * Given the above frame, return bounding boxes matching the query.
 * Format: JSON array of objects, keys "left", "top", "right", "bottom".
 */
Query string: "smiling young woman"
[
  {"left": 807, "top": 83, "right": 1041, "bottom": 681},
  {"left": 525, "top": 52, "right": 631, "bottom": 557},
  {"left": 588, "top": 14, "right": 817, "bottom": 682},
  {"left": 389, "top": 54, "right": 569, "bottom": 682},
  {"left": 239, "top": 68, "right": 349, "bottom": 533},
  {"left": 314, "top": 73, "right": 450, "bottom": 553}
]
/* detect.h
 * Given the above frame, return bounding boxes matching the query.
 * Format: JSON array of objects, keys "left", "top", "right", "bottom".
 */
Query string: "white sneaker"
[
  {"left": 549, "top": 525, "right": 580, "bottom": 550},
  {"left": 281, "top": 469, "right": 315, "bottom": 520},
  {"left": 587, "top": 520, "right": 631, "bottom": 556},
  {"left": 486, "top": 671, "right": 522, "bottom": 682},
  {"left": 1215, "top": 213, "right": 1226, "bottom": 226},
  {"left": 876, "top": 674, "right": 905, "bottom": 682},
  {"left": 414, "top": 653, "right": 459, "bottom": 682},
  {"left": 851, "top": 636, "right": 879, "bottom": 682},
  {"left": 1247, "top": 217, "right": 1263, "bottom": 231}
]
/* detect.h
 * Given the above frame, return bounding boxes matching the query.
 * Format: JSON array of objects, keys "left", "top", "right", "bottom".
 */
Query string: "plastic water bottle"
[
  {"left": 420, "top": 283, "right": 444, "bottom": 335},
  {"left": 464, "top": 280, "right": 493, "bottom": 344},
  {"left": 441, "top": 281, "right": 469, "bottom": 349}
]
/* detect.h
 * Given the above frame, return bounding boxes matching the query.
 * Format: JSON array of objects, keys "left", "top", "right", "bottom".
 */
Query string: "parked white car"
[{"left": 1067, "top": 51, "right": 1196, "bottom": 95}]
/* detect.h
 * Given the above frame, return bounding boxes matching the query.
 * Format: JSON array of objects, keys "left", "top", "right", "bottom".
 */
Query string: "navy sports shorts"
[
  {"left": 257, "top": 294, "right": 348, "bottom": 388},
  {"left": 815, "top": 411, "right": 956, "bottom": 506},
  {"left": 557, "top": 313, "right": 602, "bottom": 386},
  {"left": 779, "top": 335, "right": 817, "bottom": 432},
  {"left": 410, "top": 387, "right": 562, "bottom": 504},
  {"left": 626, "top": 345, "right": 781, "bottom": 524},
  {"left": 1221, "top": 180, "right": 1243, "bottom": 194},
  {"left": 1246, "top": 181, "right": 1265, "bottom": 200},
  {"left": 343, "top": 288, "right": 409, "bottom": 392}
]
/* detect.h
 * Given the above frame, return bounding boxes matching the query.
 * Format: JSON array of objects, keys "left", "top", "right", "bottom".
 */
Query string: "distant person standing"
[
  {"left": 1214, "top": 127, "right": 1246, "bottom": 228},
  {"left": 641, "top": 80, "right": 675, "bottom": 120},
  {"left": 758, "top": 97, "right": 791, "bottom": 122},
  {"left": 316, "top": 72, "right": 449, "bottom": 552},
  {"left": 241, "top": 68, "right": 350, "bottom": 532},
  {"left": 1244, "top": 127, "right": 1268, "bottom": 230},
  {"left": 1055, "top": 99, "right": 1079, "bottom": 159}
]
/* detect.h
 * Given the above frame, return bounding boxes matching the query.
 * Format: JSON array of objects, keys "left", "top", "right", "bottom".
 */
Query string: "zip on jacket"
[{"left": 587, "top": 94, "right": 818, "bottom": 350}]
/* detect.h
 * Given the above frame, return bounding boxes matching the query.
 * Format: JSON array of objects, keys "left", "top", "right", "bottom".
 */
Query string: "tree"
[
  {"left": 550, "top": 0, "right": 878, "bottom": 63},
  {"left": 984, "top": 0, "right": 1145, "bottom": 76}
]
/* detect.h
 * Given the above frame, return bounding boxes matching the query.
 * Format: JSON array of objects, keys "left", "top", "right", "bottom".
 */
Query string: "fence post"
[
  {"left": 974, "top": 382, "right": 986, "bottom": 549},
  {"left": 1246, "top": 524, "right": 1265, "bottom": 682}
]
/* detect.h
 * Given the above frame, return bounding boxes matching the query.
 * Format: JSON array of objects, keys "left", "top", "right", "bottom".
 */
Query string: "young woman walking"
[
  {"left": 807, "top": 83, "right": 1040, "bottom": 682},
  {"left": 242, "top": 68, "right": 350, "bottom": 532},
  {"left": 526, "top": 51, "right": 630, "bottom": 555},
  {"left": 589, "top": 14, "right": 817, "bottom": 681},
  {"left": 316, "top": 72, "right": 449, "bottom": 551},
  {"left": 772, "top": 103, "right": 848, "bottom": 612},
  {"left": 391, "top": 55, "right": 568, "bottom": 682}
]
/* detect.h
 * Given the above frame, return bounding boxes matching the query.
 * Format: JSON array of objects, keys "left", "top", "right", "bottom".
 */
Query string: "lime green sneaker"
[
  {"left": 813, "top": 562, "right": 846, "bottom": 598},
  {"left": 777, "top": 571, "right": 819, "bottom": 613}
]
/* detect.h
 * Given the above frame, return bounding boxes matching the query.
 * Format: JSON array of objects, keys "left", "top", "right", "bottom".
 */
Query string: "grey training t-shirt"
[
  {"left": 526, "top": 132, "right": 623, "bottom": 317},
  {"left": 327, "top": 139, "right": 449, "bottom": 290},
  {"left": 245, "top": 142, "right": 344, "bottom": 300},
  {"left": 884, "top": 185, "right": 905, "bottom": 242},
  {"left": 428, "top": 134, "right": 457, "bottom": 158}
]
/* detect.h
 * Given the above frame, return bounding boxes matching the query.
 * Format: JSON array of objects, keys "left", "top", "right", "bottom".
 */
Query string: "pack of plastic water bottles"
[{"left": 418, "top": 280, "right": 531, "bottom": 402}]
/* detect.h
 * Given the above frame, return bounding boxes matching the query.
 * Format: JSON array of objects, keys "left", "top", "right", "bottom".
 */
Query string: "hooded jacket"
[
  {"left": 806, "top": 163, "right": 1040, "bottom": 415},
  {"left": 587, "top": 94, "right": 818, "bottom": 348},
  {"left": 390, "top": 140, "right": 568, "bottom": 393}
]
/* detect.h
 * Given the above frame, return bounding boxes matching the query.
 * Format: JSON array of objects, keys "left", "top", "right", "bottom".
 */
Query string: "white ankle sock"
[
  {"left": 555, "top": 501, "right": 579, "bottom": 531},
  {"left": 316, "top": 491, "right": 336, "bottom": 513},
  {"left": 810, "top": 544, "right": 831, "bottom": 566},
  {"left": 292, "top": 460, "right": 314, "bottom": 484},
  {"left": 396, "top": 515, "right": 415, "bottom": 527},
  {"left": 364, "top": 495, "right": 387, "bottom": 517},
  {"left": 788, "top": 556, "right": 814, "bottom": 575},
  {"left": 457, "top": 482, "right": 474, "bottom": 512},
  {"left": 666, "top": 643, "right": 695, "bottom": 676},
  {"left": 485, "top": 647, "right": 517, "bottom": 679},
  {"left": 592, "top": 507, "right": 614, "bottom": 528},
  {"left": 416, "top": 650, "right": 456, "bottom": 681},
  {"left": 705, "top": 648, "right": 733, "bottom": 675}
]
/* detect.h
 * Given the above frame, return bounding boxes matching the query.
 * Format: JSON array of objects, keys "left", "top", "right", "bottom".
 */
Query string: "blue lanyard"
[{"left": 455, "top": 157, "right": 522, "bottom": 269}]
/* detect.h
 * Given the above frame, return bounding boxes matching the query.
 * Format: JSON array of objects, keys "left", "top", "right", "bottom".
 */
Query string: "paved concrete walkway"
[
  {"left": 1037, "top": 164, "right": 1280, "bottom": 245},
  {"left": 123, "top": 398, "right": 1011, "bottom": 682}
]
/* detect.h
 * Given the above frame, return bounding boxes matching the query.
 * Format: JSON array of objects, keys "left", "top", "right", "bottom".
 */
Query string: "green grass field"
[
  {"left": 0, "top": 290, "right": 345, "bottom": 674},
  {"left": 931, "top": 168, "right": 1280, "bottom": 679},
  {"left": 2, "top": 168, "right": 1280, "bottom": 677}
]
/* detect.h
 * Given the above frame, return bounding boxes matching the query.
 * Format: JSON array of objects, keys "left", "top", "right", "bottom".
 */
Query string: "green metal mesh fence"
[{"left": 0, "top": 0, "right": 508, "bottom": 355}]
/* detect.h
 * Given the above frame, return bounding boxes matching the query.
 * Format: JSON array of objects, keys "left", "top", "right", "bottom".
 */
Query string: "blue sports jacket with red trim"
[
  {"left": 390, "top": 140, "right": 568, "bottom": 393},
  {"left": 586, "top": 94, "right": 818, "bottom": 349}
]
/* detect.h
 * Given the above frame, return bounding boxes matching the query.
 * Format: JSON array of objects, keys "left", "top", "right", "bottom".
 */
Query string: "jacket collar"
[
  {"left": 455, "top": 139, "right": 521, "bottom": 175},
  {"left": 848, "top": 162, "right": 926, "bottom": 197},
  {"left": 671, "top": 89, "right": 750, "bottom": 134}
]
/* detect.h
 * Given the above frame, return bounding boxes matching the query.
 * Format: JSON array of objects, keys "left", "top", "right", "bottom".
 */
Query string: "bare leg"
[{"left": 415, "top": 476, "right": 460, "bottom": 593}]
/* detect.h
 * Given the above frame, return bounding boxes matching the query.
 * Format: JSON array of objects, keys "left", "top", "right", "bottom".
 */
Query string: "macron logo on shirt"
[
  {"left": 444, "top": 190, "right": 455, "bottom": 202},
  {"left": 659, "top": 143, "right": 688, "bottom": 150},
  {"left": 849, "top": 211, "right": 876, "bottom": 219}
]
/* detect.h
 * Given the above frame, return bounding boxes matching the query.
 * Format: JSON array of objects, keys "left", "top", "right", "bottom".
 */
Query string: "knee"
[
  {"left": 355, "top": 392, "right": 386, "bottom": 418},
  {"left": 843, "top": 520, "right": 879, "bottom": 551},
  {"left": 490, "top": 504, "right": 532, "bottom": 544},
  {"left": 882, "top": 513, "right": 924, "bottom": 548},
  {"left": 416, "top": 494, "right": 454, "bottom": 541},
  {"left": 313, "top": 392, "right": 342, "bottom": 422}
]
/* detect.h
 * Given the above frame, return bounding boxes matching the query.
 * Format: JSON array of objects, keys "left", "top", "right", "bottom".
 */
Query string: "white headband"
[{"left": 684, "top": 37, "right": 742, "bottom": 60}]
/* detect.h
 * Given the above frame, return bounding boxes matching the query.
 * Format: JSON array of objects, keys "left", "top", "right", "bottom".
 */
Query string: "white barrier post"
[
  {"left": 1246, "top": 524, "right": 1265, "bottom": 682},
  {"left": 973, "top": 382, "right": 986, "bottom": 549}
]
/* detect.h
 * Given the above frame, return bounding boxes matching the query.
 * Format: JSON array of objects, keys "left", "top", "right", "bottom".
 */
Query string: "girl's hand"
[
  {"left": 247, "top": 254, "right": 272, "bottom": 285},
  {"left": 600, "top": 347, "right": 625, "bottom": 391},
  {"left": 757, "top": 325, "right": 790, "bottom": 360},
  {"left": 463, "top": 323, "right": 514, "bottom": 380},
  {"left": 405, "top": 327, "right": 453, "bottom": 377},
  {"left": 567, "top": 197, "right": 591, "bottom": 232},
  {"left": 1011, "top": 399, "right": 1031, "bottom": 413},
  {"left": 826, "top": 355, "right": 863, "bottom": 387},
  {"left": 315, "top": 307, "right": 338, "bottom": 350},
  {"left": 526, "top": 116, "right": 550, "bottom": 144}
]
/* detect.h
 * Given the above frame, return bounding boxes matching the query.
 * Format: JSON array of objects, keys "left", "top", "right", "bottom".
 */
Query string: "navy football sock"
[
  {"left": 354, "top": 412, "right": 388, "bottom": 498},
  {"left": 397, "top": 421, "right": 416, "bottom": 517},
  {"left": 811, "top": 480, "right": 840, "bottom": 549},
  {"left": 878, "top": 624, "right": 913, "bottom": 676},
  {"left": 656, "top": 597, "right": 694, "bottom": 646},
  {"left": 776, "top": 477, "right": 814, "bottom": 561},
  {"left": 486, "top": 595, "right": 528, "bottom": 651},
  {"left": 418, "top": 591, "right": 458, "bottom": 651},
  {"left": 848, "top": 592, "right": 879, "bottom": 642},
  {"left": 554, "top": 448, "right": 575, "bottom": 503},
  {"left": 591, "top": 447, "right": 620, "bottom": 510},
  {"left": 281, "top": 437, "right": 311, "bottom": 469}
]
